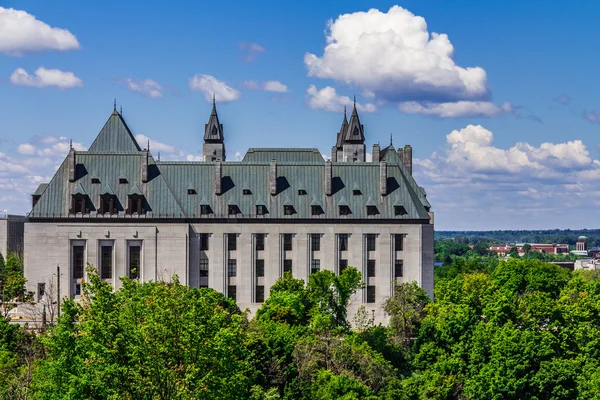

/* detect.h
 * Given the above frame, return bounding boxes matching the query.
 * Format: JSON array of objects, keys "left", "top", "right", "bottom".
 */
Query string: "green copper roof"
[
  {"left": 100, "top": 183, "right": 115, "bottom": 195},
  {"left": 88, "top": 110, "right": 142, "bottom": 153},
  {"left": 242, "top": 148, "right": 324, "bottom": 163},
  {"left": 72, "top": 182, "right": 87, "bottom": 195},
  {"left": 33, "top": 183, "right": 48, "bottom": 196}
]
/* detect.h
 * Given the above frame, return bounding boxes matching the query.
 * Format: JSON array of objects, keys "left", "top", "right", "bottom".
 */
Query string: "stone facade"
[{"left": 0, "top": 214, "right": 25, "bottom": 258}]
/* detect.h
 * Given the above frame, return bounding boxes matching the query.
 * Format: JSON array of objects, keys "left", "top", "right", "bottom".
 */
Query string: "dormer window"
[
  {"left": 228, "top": 205, "right": 240, "bottom": 216},
  {"left": 353, "top": 189, "right": 361, "bottom": 196},
  {"left": 70, "top": 194, "right": 89, "bottom": 215},
  {"left": 119, "top": 178, "right": 128, "bottom": 184},
  {"left": 339, "top": 205, "right": 351, "bottom": 216},
  {"left": 188, "top": 189, "right": 197, "bottom": 195},
  {"left": 394, "top": 205, "right": 408, "bottom": 216},
  {"left": 283, "top": 205, "right": 296, "bottom": 216},
  {"left": 126, "top": 194, "right": 145, "bottom": 215},
  {"left": 256, "top": 205, "right": 268, "bottom": 215},
  {"left": 298, "top": 189, "right": 307, "bottom": 195},
  {"left": 91, "top": 178, "right": 100, "bottom": 184},
  {"left": 311, "top": 205, "right": 324, "bottom": 216},
  {"left": 366, "top": 205, "right": 379, "bottom": 216},
  {"left": 243, "top": 189, "right": 252, "bottom": 195},
  {"left": 200, "top": 204, "right": 212, "bottom": 215},
  {"left": 99, "top": 194, "right": 117, "bottom": 215}
]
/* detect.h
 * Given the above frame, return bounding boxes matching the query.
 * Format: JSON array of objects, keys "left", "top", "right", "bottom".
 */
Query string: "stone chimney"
[
  {"left": 270, "top": 160, "right": 277, "bottom": 196},
  {"left": 397, "top": 147, "right": 405, "bottom": 166},
  {"left": 214, "top": 161, "right": 222, "bottom": 195},
  {"left": 380, "top": 161, "right": 387, "bottom": 196},
  {"left": 141, "top": 149, "right": 149, "bottom": 183},
  {"left": 331, "top": 146, "right": 337, "bottom": 162},
  {"left": 403, "top": 145, "right": 412, "bottom": 175},
  {"left": 372, "top": 144, "right": 380, "bottom": 163},
  {"left": 68, "top": 147, "right": 76, "bottom": 182},
  {"left": 325, "top": 160, "right": 332, "bottom": 196}
]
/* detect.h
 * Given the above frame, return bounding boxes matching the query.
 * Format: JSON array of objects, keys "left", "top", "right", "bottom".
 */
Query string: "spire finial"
[
  {"left": 120, "top": 105, "right": 123, "bottom": 115},
  {"left": 390, "top": 133, "right": 393, "bottom": 146},
  {"left": 213, "top": 93, "right": 216, "bottom": 106},
  {"left": 69, "top": 139, "right": 73, "bottom": 150},
  {"left": 353, "top": 95, "right": 356, "bottom": 108},
  {"left": 147, "top": 140, "right": 150, "bottom": 151},
  {"left": 344, "top": 105, "right": 347, "bottom": 117},
  {"left": 157, "top": 151, "right": 161, "bottom": 162},
  {"left": 113, "top": 98, "right": 117, "bottom": 111}
]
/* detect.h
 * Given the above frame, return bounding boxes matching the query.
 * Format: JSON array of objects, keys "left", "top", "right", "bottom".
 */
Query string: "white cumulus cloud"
[
  {"left": 306, "top": 85, "right": 376, "bottom": 113},
  {"left": 304, "top": 6, "right": 488, "bottom": 104},
  {"left": 243, "top": 80, "right": 289, "bottom": 93},
  {"left": 189, "top": 74, "right": 241, "bottom": 103},
  {"left": 0, "top": 7, "right": 81, "bottom": 56},
  {"left": 123, "top": 78, "right": 162, "bottom": 98},
  {"left": 10, "top": 67, "right": 83, "bottom": 89}
]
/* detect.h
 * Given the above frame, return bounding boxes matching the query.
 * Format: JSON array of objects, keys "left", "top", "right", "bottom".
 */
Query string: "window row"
[
  {"left": 199, "top": 204, "right": 408, "bottom": 217},
  {"left": 70, "top": 194, "right": 146, "bottom": 215}
]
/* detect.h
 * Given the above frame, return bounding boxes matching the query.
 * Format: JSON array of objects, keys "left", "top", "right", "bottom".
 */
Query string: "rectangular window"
[
  {"left": 243, "top": 189, "right": 252, "bottom": 195},
  {"left": 284, "top": 205, "right": 295, "bottom": 215},
  {"left": 283, "top": 259, "right": 292, "bottom": 274},
  {"left": 128, "top": 243, "right": 141, "bottom": 279},
  {"left": 256, "top": 285, "right": 265, "bottom": 303},
  {"left": 367, "top": 260, "right": 376, "bottom": 277},
  {"left": 228, "top": 205, "right": 240, "bottom": 216},
  {"left": 394, "top": 260, "right": 403, "bottom": 278},
  {"left": 339, "top": 205, "right": 351, "bottom": 216},
  {"left": 394, "top": 234, "right": 403, "bottom": 251},
  {"left": 339, "top": 234, "right": 348, "bottom": 252},
  {"left": 394, "top": 205, "right": 408, "bottom": 216},
  {"left": 200, "top": 205, "right": 212, "bottom": 215},
  {"left": 256, "top": 205, "right": 267, "bottom": 215},
  {"left": 228, "top": 233, "right": 237, "bottom": 251},
  {"left": 255, "top": 234, "right": 265, "bottom": 251},
  {"left": 199, "top": 259, "right": 209, "bottom": 278},
  {"left": 256, "top": 259, "right": 265, "bottom": 277},
  {"left": 75, "top": 283, "right": 81, "bottom": 296},
  {"left": 228, "top": 285, "right": 237, "bottom": 301},
  {"left": 366, "top": 206, "right": 379, "bottom": 216},
  {"left": 339, "top": 259, "right": 348, "bottom": 274},
  {"left": 366, "top": 234, "right": 376, "bottom": 252},
  {"left": 283, "top": 234, "right": 292, "bottom": 251},
  {"left": 367, "top": 286, "right": 376, "bottom": 303},
  {"left": 311, "top": 259, "right": 320, "bottom": 274},
  {"left": 228, "top": 259, "right": 237, "bottom": 277},
  {"left": 311, "top": 205, "right": 323, "bottom": 216},
  {"left": 200, "top": 234, "right": 209, "bottom": 251},
  {"left": 311, "top": 234, "right": 321, "bottom": 251},
  {"left": 72, "top": 245, "right": 85, "bottom": 279},
  {"left": 37, "top": 283, "right": 45, "bottom": 301},
  {"left": 100, "top": 243, "right": 113, "bottom": 280},
  {"left": 298, "top": 189, "right": 307, "bottom": 195}
]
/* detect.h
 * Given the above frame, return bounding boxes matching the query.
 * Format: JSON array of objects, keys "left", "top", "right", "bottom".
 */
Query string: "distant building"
[
  {"left": 572, "top": 236, "right": 589, "bottom": 256},
  {"left": 0, "top": 213, "right": 25, "bottom": 258},
  {"left": 575, "top": 258, "right": 599, "bottom": 270},
  {"left": 489, "top": 243, "right": 570, "bottom": 256}
]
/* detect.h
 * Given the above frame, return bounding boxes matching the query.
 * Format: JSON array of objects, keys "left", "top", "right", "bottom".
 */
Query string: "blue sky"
[{"left": 1, "top": 0, "right": 599, "bottom": 230}]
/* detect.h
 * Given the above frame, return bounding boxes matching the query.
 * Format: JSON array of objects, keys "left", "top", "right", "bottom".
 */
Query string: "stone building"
[
  {"left": 0, "top": 213, "right": 25, "bottom": 258},
  {"left": 24, "top": 100, "right": 434, "bottom": 322}
]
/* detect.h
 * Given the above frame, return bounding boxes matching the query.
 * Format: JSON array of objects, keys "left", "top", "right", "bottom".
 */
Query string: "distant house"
[{"left": 489, "top": 243, "right": 570, "bottom": 256}]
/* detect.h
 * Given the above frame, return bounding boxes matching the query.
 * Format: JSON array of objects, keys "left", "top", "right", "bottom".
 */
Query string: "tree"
[
  {"left": 0, "top": 252, "right": 32, "bottom": 319},
  {"left": 522, "top": 243, "right": 532, "bottom": 254},
  {"left": 384, "top": 282, "right": 430, "bottom": 348},
  {"left": 508, "top": 246, "right": 520, "bottom": 258}
]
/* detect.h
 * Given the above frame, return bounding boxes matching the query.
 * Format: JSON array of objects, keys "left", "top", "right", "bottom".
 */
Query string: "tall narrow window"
[
  {"left": 367, "top": 286, "right": 376, "bottom": 303},
  {"left": 394, "top": 260, "right": 403, "bottom": 278},
  {"left": 283, "top": 234, "right": 293, "bottom": 251},
  {"left": 339, "top": 234, "right": 349, "bottom": 251},
  {"left": 367, "top": 260, "right": 376, "bottom": 277},
  {"left": 256, "top": 259, "right": 265, "bottom": 277},
  {"left": 311, "top": 259, "right": 320, "bottom": 274},
  {"left": 200, "top": 234, "right": 209, "bottom": 251},
  {"left": 283, "top": 259, "right": 292, "bottom": 274},
  {"left": 70, "top": 194, "right": 89, "bottom": 214},
  {"left": 339, "top": 259, "right": 348, "bottom": 274},
  {"left": 100, "top": 243, "right": 113, "bottom": 280},
  {"left": 366, "top": 234, "right": 376, "bottom": 252},
  {"left": 99, "top": 194, "right": 116, "bottom": 215},
  {"left": 72, "top": 245, "right": 85, "bottom": 279},
  {"left": 228, "top": 234, "right": 237, "bottom": 251},
  {"left": 394, "top": 234, "right": 403, "bottom": 251},
  {"left": 311, "top": 234, "right": 321, "bottom": 251},
  {"left": 256, "top": 286, "right": 265, "bottom": 303},
  {"left": 227, "top": 285, "right": 237, "bottom": 301},
  {"left": 228, "top": 259, "right": 237, "bottom": 277},
  {"left": 199, "top": 259, "right": 209, "bottom": 278},
  {"left": 255, "top": 234, "right": 265, "bottom": 251},
  {"left": 37, "top": 283, "right": 45, "bottom": 301},
  {"left": 127, "top": 195, "right": 145, "bottom": 215},
  {"left": 128, "top": 242, "right": 141, "bottom": 279}
]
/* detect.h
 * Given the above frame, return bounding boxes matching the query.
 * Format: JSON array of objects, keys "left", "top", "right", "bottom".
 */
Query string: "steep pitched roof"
[
  {"left": 336, "top": 107, "right": 349, "bottom": 148},
  {"left": 88, "top": 109, "right": 142, "bottom": 153},
  {"left": 203, "top": 97, "right": 224, "bottom": 143},
  {"left": 341, "top": 101, "right": 365, "bottom": 144}
]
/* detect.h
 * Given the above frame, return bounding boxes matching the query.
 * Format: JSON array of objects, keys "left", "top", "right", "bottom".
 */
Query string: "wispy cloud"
[
  {"left": 10, "top": 67, "right": 83, "bottom": 89},
  {"left": 554, "top": 94, "right": 571, "bottom": 105},
  {"left": 188, "top": 74, "right": 241, "bottom": 103},
  {"left": 242, "top": 80, "right": 289, "bottom": 93},
  {"left": 238, "top": 42, "right": 265, "bottom": 62},
  {"left": 121, "top": 78, "right": 162, "bottom": 98}
]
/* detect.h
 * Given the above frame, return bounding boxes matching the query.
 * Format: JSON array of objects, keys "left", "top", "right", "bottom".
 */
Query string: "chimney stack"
[
  {"left": 68, "top": 148, "right": 76, "bottom": 182},
  {"left": 325, "top": 160, "right": 332, "bottom": 196},
  {"left": 380, "top": 161, "right": 387, "bottom": 196},
  {"left": 403, "top": 145, "right": 412, "bottom": 175},
  {"left": 270, "top": 160, "right": 277, "bottom": 196},
  {"left": 331, "top": 146, "right": 337, "bottom": 162},
  {"left": 214, "top": 161, "right": 222, "bottom": 195},
  {"left": 372, "top": 144, "right": 380, "bottom": 163},
  {"left": 141, "top": 149, "right": 149, "bottom": 183}
]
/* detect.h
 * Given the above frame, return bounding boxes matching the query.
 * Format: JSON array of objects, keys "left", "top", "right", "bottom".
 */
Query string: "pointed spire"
[
  {"left": 204, "top": 97, "right": 224, "bottom": 143},
  {"left": 113, "top": 98, "right": 117, "bottom": 111},
  {"left": 336, "top": 105, "right": 350, "bottom": 148},
  {"left": 340, "top": 94, "right": 364, "bottom": 144}
]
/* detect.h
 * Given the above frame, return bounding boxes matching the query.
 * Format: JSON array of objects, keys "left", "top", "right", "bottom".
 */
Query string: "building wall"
[{"left": 0, "top": 216, "right": 25, "bottom": 258}]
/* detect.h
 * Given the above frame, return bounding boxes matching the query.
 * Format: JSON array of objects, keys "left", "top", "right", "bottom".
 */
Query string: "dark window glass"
[
  {"left": 187, "top": 189, "right": 197, "bottom": 195},
  {"left": 284, "top": 205, "right": 295, "bottom": 215},
  {"left": 199, "top": 259, "right": 209, "bottom": 278},
  {"left": 119, "top": 178, "right": 128, "bottom": 184},
  {"left": 394, "top": 234, "right": 403, "bottom": 251},
  {"left": 394, "top": 205, "right": 408, "bottom": 216},
  {"left": 129, "top": 245, "right": 141, "bottom": 279},
  {"left": 126, "top": 195, "right": 145, "bottom": 215},
  {"left": 366, "top": 206, "right": 379, "bottom": 216},
  {"left": 228, "top": 205, "right": 240, "bottom": 215},
  {"left": 339, "top": 205, "right": 351, "bottom": 216},
  {"left": 283, "top": 259, "right": 292, "bottom": 274},
  {"left": 256, "top": 205, "right": 268, "bottom": 215},
  {"left": 311, "top": 234, "right": 321, "bottom": 251},
  {"left": 71, "top": 194, "right": 89, "bottom": 215},
  {"left": 227, "top": 259, "right": 237, "bottom": 277},
  {"left": 256, "top": 285, "right": 264, "bottom": 303},
  {"left": 255, "top": 234, "right": 265, "bottom": 251},
  {"left": 200, "top": 205, "right": 212, "bottom": 215},
  {"left": 298, "top": 189, "right": 307, "bottom": 195},
  {"left": 339, "top": 259, "right": 348, "bottom": 274},
  {"left": 353, "top": 189, "right": 361, "bottom": 196},
  {"left": 228, "top": 234, "right": 237, "bottom": 251},
  {"left": 339, "top": 234, "right": 348, "bottom": 251},
  {"left": 311, "top": 259, "right": 320, "bottom": 274},
  {"left": 311, "top": 205, "right": 323, "bottom": 216},
  {"left": 99, "top": 194, "right": 116, "bottom": 215},
  {"left": 367, "top": 286, "right": 376, "bottom": 303},
  {"left": 283, "top": 234, "right": 292, "bottom": 251},
  {"left": 101, "top": 245, "right": 113, "bottom": 279},
  {"left": 367, "top": 260, "right": 376, "bottom": 277},
  {"left": 394, "top": 260, "right": 403, "bottom": 278},
  {"left": 366, "top": 234, "right": 376, "bottom": 252},
  {"left": 91, "top": 178, "right": 100, "bottom": 184},
  {"left": 37, "top": 283, "right": 45, "bottom": 301},
  {"left": 73, "top": 245, "right": 84, "bottom": 279},
  {"left": 75, "top": 283, "right": 81, "bottom": 296},
  {"left": 200, "top": 234, "right": 209, "bottom": 251},
  {"left": 243, "top": 189, "right": 252, "bottom": 195},
  {"left": 228, "top": 285, "right": 236, "bottom": 301},
  {"left": 256, "top": 259, "right": 265, "bottom": 277}
]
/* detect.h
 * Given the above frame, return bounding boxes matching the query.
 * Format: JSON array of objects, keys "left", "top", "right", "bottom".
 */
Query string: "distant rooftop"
[{"left": 242, "top": 148, "right": 324, "bottom": 163}]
